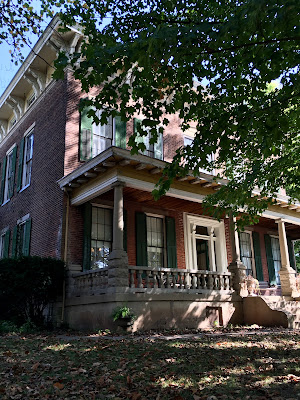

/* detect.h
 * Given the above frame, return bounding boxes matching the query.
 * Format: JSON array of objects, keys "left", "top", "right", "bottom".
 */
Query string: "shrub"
[
  {"left": 0, "top": 320, "right": 18, "bottom": 334},
  {"left": 0, "top": 256, "right": 65, "bottom": 326}
]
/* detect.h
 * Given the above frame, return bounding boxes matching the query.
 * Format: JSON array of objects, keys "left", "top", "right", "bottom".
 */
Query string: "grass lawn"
[{"left": 1, "top": 328, "right": 300, "bottom": 399}]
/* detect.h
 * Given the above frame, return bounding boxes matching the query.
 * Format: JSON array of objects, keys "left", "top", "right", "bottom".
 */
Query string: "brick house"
[{"left": 1, "top": 17, "right": 300, "bottom": 331}]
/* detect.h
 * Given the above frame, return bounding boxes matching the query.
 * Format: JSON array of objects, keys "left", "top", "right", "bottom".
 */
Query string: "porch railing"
[
  {"left": 128, "top": 266, "right": 233, "bottom": 291},
  {"left": 71, "top": 268, "right": 109, "bottom": 297},
  {"left": 69, "top": 266, "right": 233, "bottom": 297}
]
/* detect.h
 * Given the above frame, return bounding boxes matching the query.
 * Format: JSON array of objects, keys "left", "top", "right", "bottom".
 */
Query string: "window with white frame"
[
  {"left": 183, "top": 136, "right": 214, "bottom": 175},
  {"left": 184, "top": 214, "right": 227, "bottom": 272},
  {"left": 80, "top": 107, "right": 127, "bottom": 161},
  {"left": 146, "top": 215, "right": 165, "bottom": 268},
  {"left": 134, "top": 119, "right": 164, "bottom": 160},
  {"left": 90, "top": 206, "right": 113, "bottom": 269},
  {"left": 239, "top": 232, "right": 255, "bottom": 276},
  {"left": 2, "top": 146, "right": 16, "bottom": 204},
  {"left": 26, "top": 92, "right": 36, "bottom": 108},
  {"left": 270, "top": 236, "right": 281, "bottom": 285},
  {"left": 22, "top": 130, "right": 34, "bottom": 188}
]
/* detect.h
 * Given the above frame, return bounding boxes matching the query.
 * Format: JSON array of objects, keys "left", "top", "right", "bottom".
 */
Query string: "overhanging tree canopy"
[{"left": 2, "top": 0, "right": 300, "bottom": 226}]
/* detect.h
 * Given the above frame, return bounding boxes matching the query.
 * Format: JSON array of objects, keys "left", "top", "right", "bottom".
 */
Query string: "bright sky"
[
  {"left": 0, "top": 41, "right": 24, "bottom": 95},
  {"left": 0, "top": 0, "right": 56, "bottom": 96}
]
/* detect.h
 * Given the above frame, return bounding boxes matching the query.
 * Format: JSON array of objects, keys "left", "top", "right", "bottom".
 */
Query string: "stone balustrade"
[
  {"left": 71, "top": 268, "right": 109, "bottom": 297},
  {"left": 128, "top": 266, "right": 233, "bottom": 292},
  {"left": 68, "top": 266, "right": 233, "bottom": 296}
]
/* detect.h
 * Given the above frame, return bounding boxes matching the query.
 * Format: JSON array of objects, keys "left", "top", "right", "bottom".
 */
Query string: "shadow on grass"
[{"left": 1, "top": 332, "right": 300, "bottom": 399}]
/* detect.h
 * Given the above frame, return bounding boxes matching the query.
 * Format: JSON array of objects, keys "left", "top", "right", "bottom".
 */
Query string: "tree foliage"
[
  {"left": 1, "top": 0, "right": 299, "bottom": 225},
  {"left": 0, "top": 0, "right": 66, "bottom": 61},
  {"left": 53, "top": 0, "right": 300, "bottom": 225}
]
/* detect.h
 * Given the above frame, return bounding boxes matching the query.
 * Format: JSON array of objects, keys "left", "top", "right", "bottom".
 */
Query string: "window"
[
  {"left": 17, "top": 129, "right": 34, "bottom": 191},
  {"left": 90, "top": 207, "right": 113, "bottom": 269},
  {"left": 264, "top": 234, "right": 281, "bottom": 286},
  {"left": 146, "top": 216, "right": 165, "bottom": 268},
  {"left": 239, "top": 232, "right": 255, "bottom": 276},
  {"left": 270, "top": 237, "right": 281, "bottom": 285},
  {"left": 183, "top": 136, "right": 214, "bottom": 175},
  {"left": 27, "top": 92, "right": 36, "bottom": 108},
  {"left": 184, "top": 214, "right": 227, "bottom": 272},
  {"left": 80, "top": 107, "right": 127, "bottom": 161},
  {"left": 12, "top": 216, "right": 31, "bottom": 257},
  {"left": 0, "top": 229, "right": 10, "bottom": 259},
  {"left": 136, "top": 212, "right": 177, "bottom": 268},
  {"left": 134, "top": 119, "right": 164, "bottom": 160},
  {"left": 0, "top": 145, "right": 17, "bottom": 205},
  {"left": 9, "top": 116, "right": 16, "bottom": 130}
]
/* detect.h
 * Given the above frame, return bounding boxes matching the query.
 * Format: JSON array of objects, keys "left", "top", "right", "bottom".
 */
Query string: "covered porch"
[{"left": 58, "top": 147, "right": 300, "bottom": 330}]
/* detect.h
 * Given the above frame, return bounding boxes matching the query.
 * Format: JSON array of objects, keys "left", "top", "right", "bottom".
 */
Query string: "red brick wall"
[{"left": 0, "top": 79, "right": 67, "bottom": 258}]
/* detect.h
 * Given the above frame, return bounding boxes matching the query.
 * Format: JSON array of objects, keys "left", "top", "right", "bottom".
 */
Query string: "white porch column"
[
  {"left": 227, "top": 212, "right": 247, "bottom": 297},
  {"left": 277, "top": 219, "right": 299, "bottom": 297},
  {"left": 107, "top": 182, "right": 129, "bottom": 291}
]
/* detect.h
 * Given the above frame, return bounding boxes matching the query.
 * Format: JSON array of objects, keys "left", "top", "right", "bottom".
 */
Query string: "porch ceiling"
[{"left": 257, "top": 216, "right": 300, "bottom": 240}]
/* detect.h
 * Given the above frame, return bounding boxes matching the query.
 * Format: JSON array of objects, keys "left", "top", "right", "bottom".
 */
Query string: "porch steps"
[{"left": 258, "top": 281, "right": 282, "bottom": 296}]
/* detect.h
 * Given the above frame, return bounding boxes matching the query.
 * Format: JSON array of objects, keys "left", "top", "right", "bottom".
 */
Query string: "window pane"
[
  {"left": 196, "top": 226, "right": 208, "bottom": 236},
  {"left": 90, "top": 207, "right": 112, "bottom": 268},
  {"left": 146, "top": 216, "right": 164, "bottom": 267},
  {"left": 239, "top": 232, "right": 253, "bottom": 275}
]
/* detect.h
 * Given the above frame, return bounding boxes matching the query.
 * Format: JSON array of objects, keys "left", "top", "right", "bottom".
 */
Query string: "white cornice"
[{"left": 0, "top": 15, "right": 61, "bottom": 107}]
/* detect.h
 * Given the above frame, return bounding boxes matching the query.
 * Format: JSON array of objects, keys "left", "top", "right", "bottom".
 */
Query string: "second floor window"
[
  {"left": 1, "top": 146, "right": 17, "bottom": 205},
  {"left": 17, "top": 130, "right": 34, "bottom": 192},
  {"left": 134, "top": 119, "right": 164, "bottom": 160},
  {"left": 80, "top": 107, "right": 127, "bottom": 161},
  {"left": 184, "top": 136, "right": 215, "bottom": 175}
]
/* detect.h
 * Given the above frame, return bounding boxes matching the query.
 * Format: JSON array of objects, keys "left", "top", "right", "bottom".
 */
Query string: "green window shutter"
[
  {"left": 17, "top": 138, "right": 25, "bottom": 192},
  {"left": 252, "top": 231, "right": 264, "bottom": 281},
  {"left": 166, "top": 216, "right": 177, "bottom": 268},
  {"left": 287, "top": 237, "right": 296, "bottom": 270},
  {"left": 23, "top": 218, "right": 32, "bottom": 256},
  {"left": 80, "top": 106, "right": 93, "bottom": 161},
  {"left": 123, "top": 209, "right": 127, "bottom": 252},
  {"left": 11, "top": 225, "right": 18, "bottom": 258},
  {"left": 9, "top": 146, "right": 17, "bottom": 199},
  {"left": 3, "top": 230, "right": 10, "bottom": 258},
  {"left": 154, "top": 132, "right": 163, "bottom": 160},
  {"left": 136, "top": 212, "right": 147, "bottom": 266},
  {"left": 0, "top": 156, "right": 7, "bottom": 205},
  {"left": 264, "top": 234, "right": 276, "bottom": 285},
  {"left": 83, "top": 203, "right": 92, "bottom": 270},
  {"left": 115, "top": 115, "right": 127, "bottom": 149}
]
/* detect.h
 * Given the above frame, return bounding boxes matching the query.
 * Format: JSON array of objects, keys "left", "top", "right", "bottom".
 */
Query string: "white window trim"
[
  {"left": 239, "top": 230, "right": 256, "bottom": 278},
  {"left": 20, "top": 128, "right": 34, "bottom": 191},
  {"left": 23, "top": 123, "right": 36, "bottom": 137},
  {"left": 145, "top": 214, "right": 167, "bottom": 268},
  {"left": 2, "top": 144, "right": 16, "bottom": 206},
  {"left": 184, "top": 213, "right": 227, "bottom": 272},
  {"left": 136, "top": 118, "right": 164, "bottom": 159},
  {"left": 17, "top": 213, "right": 30, "bottom": 225}
]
